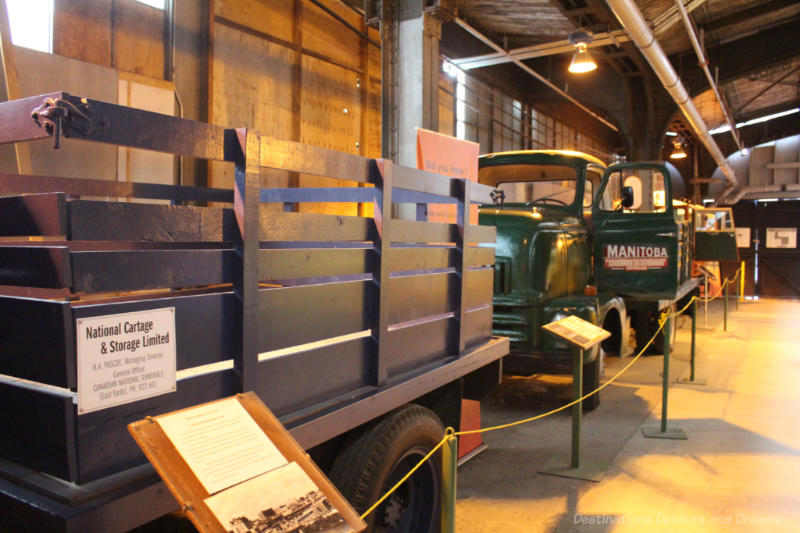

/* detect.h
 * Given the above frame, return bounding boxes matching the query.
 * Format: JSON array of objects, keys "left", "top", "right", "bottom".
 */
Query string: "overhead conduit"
[{"left": 604, "top": 0, "right": 739, "bottom": 204}]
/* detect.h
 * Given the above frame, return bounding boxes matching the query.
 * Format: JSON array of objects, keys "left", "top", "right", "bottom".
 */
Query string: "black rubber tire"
[
  {"left": 329, "top": 405, "right": 445, "bottom": 533},
  {"left": 581, "top": 349, "right": 602, "bottom": 412},
  {"left": 634, "top": 307, "right": 676, "bottom": 354}
]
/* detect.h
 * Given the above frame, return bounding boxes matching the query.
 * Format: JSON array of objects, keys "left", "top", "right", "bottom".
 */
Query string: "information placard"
[
  {"left": 542, "top": 315, "right": 610, "bottom": 350},
  {"left": 77, "top": 307, "right": 176, "bottom": 414},
  {"left": 157, "top": 398, "right": 288, "bottom": 495},
  {"left": 128, "top": 393, "right": 365, "bottom": 533},
  {"left": 766, "top": 227, "right": 797, "bottom": 249},
  {"left": 735, "top": 227, "right": 751, "bottom": 248}
]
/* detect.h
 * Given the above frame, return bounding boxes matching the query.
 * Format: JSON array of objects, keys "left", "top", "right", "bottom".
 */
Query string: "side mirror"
[{"left": 621, "top": 186, "right": 634, "bottom": 209}]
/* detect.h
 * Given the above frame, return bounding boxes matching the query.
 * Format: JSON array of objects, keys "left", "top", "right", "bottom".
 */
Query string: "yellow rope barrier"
[{"left": 359, "top": 266, "right": 743, "bottom": 521}]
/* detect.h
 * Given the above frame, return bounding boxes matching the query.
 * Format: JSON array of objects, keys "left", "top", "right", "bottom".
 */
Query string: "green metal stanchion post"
[
  {"left": 690, "top": 300, "right": 696, "bottom": 381},
  {"left": 643, "top": 315, "right": 687, "bottom": 439},
  {"left": 441, "top": 431, "right": 457, "bottom": 533},
  {"left": 571, "top": 348, "right": 583, "bottom": 469},
  {"left": 660, "top": 317, "right": 670, "bottom": 433},
  {"left": 724, "top": 281, "right": 728, "bottom": 332},
  {"left": 539, "top": 347, "right": 608, "bottom": 480},
  {"left": 680, "top": 298, "right": 705, "bottom": 385}
]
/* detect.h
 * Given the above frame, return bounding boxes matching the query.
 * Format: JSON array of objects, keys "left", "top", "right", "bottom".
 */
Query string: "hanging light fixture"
[
  {"left": 670, "top": 139, "right": 687, "bottom": 159},
  {"left": 568, "top": 31, "right": 597, "bottom": 74}
]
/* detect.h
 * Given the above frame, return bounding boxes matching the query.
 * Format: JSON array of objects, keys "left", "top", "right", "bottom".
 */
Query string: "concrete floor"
[{"left": 456, "top": 298, "right": 800, "bottom": 532}]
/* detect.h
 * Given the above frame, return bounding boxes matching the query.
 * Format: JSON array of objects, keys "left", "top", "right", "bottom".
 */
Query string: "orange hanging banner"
[{"left": 416, "top": 128, "right": 480, "bottom": 224}]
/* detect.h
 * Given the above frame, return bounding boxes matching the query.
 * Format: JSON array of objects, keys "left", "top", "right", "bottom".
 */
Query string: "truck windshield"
[{"left": 479, "top": 164, "right": 579, "bottom": 206}]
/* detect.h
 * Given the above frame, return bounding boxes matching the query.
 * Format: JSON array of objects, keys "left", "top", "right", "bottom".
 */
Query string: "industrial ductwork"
[{"left": 605, "top": 0, "right": 739, "bottom": 204}]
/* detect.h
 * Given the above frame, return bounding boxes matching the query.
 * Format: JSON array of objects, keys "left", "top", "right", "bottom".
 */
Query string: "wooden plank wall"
[
  {"left": 53, "top": 0, "right": 164, "bottom": 80},
  {"left": 210, "top": 0, "right": 381, "bottom": 216},
  {"left": 438, "top": 69, "right": 454, "bottom": 137}
]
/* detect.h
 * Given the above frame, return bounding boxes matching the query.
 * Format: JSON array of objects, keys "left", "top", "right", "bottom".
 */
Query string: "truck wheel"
[
  {"left": 581, "top": 349, "right": 602, "bottom": 412},
  {"left": 329, "top": 405, "right": 444, "bottom": 533},
  {"left": 634, "top": 306, "right": 676, "bottom": 354}
]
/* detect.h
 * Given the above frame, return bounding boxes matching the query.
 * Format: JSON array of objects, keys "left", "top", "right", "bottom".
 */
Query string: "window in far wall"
[
  {"left": 136, "top": 0, "right": 166, "bottom": 8},
  {"left": 5, "top": 0, "right": 53, "bottom": 53}
]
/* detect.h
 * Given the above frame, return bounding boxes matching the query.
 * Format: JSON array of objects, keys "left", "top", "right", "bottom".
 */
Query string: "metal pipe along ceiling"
[
  {"left": 604, "top": 0, "right": 739, "bottom": 203},
  {"left": 674, "top": 0, "right": 743, "bottom": 153}
]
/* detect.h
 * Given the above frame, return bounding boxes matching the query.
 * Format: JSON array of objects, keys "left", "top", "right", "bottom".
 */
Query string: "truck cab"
[{"left": 478, "top": 150, "right": 696, "bottom": 408}]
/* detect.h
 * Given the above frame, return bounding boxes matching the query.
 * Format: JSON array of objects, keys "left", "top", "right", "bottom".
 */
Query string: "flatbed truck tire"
[
  {"left": 329, "top": 404, "right": 444, "bottom": 533},
  {"left": 635, "top": 306, "right": 676, "bottom": 355}
]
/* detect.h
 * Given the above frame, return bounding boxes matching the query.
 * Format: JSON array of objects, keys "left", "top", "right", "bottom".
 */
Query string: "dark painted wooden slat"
[
  {"left": 75, "top": 370, "right": 239, "bottom": 483},
  {"left": 0, "top": 246, "right": 70, "bottom": 288},
  {"left": 259, "top": 210, "right": 373, "bottom": 242},
  {"left": 0, "top": 173, "right": 233, "bottom": 203},
  {"left": 470, "top": 224, "right": 496, "bottom": 244},
  {"left": 257, "top": 337, "right": 371, "bottom": 416},
  {"left": 393, "top": 218, "right": 493, "bottom": 245},
  {"left": 0, "top": 297, "right": 72, "bottom": 386},
  {"left": 67, "top": 201, "right": 233, "bottom": 242},
  {"left": 0, "top": 285, "right": 70, "bottom": 300},
  {"left": 71, "top": 250, "right": 232, "bottom": 292},
  {"left": 387, "top": 273, "right": 454, "bottom": 325},
  {"left": 393, "top": 188, "right": 457, "bottom": 205},
  {"left": 290, "top": 337, "right": 508, "bottom": 449},
  {"left": 370, "top": 160, "right": 392, "bottom": 387},
  {"left": 259, "top": 248, "right": 371, "bottom": 280},
  {"left": 0, "top": 193, "right": 66, "bottom": 236},
  {"left": 391, "top": 220, "right": 454, "bottom": 244},
  {"left": 388, "top": 247, "right": 452, "bottom": 272},
  {"left": 465, "top": 246, "right": 495, "bottom": 268},
  {"left": 385, "top": 317, "right": 451, "bottom": 379},
  {"left": 0, "top": 93, "right": 56, "bottom": 145},
  {"left": 259, "top": 137, "right": 372, "bottom": 184},
  {"left": 257, "top": 281, "right": 371, "bottom": 352},
  {"left": 454, "top": 179, "right": 470, "bottom": 355},
  {"left": 463, "top": 305, "right": 493, "bottom": 347},
  {"left": 72, "top": 292, "right": 236, "bottom": 373},
  {"left": 260, "top": 187, "right": 375, "bottom": 203},
  {"left": 387, "top": 245, "right": 492, "bottom": 271},
  {"left": 0, "top": 382, "right": 74, "bottom": 481},
  {"left": 60, "top": 94, "right": 234, "bottom": 161},
  {"left": 464, "top": 267, "right": 494, "bottom": 309},
  {"left": 0, "top": 240, "right": 229, "bottom": 251},
  {"left": 391, "top": 165, "right": 452, "bottom": 198},
  {"left": 470, "top": 182, "right": 496, "bottom": 204},
  {"left": 231, "top": 129, "right": 260, "bottom": 393}
]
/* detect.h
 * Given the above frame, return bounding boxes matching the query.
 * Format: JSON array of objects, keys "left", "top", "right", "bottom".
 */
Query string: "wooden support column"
[
  {"left": 288, "top": 0, "right": 303, "bottom": 211},
  {"left": 357, "top": 8, "right": 370, "bottom": 217},
  {"left": 205, "top": 0, "right": 215, "bottom": 187},
  {"left": 0, "top": 0, "right": 32, "bottom": 174}
]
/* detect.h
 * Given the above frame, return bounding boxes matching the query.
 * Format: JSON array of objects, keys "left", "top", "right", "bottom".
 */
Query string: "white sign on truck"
[{"left": 77, "top": 308, "right": 177, "bottom": 414}]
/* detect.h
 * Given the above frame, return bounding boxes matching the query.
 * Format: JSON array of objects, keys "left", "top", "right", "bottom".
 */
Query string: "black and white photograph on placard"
[{"left": 205, "top": 461, "right": 352, "bottom": 533}]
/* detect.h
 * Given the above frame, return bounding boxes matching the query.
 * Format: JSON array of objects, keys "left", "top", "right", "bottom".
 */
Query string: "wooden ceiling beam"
[{"left": 700, "top": 0, "right": 799, "bottom": 32}]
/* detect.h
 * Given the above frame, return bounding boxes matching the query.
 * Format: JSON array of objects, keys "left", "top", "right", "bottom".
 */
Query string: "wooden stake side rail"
[{"left": 0, "top": 93, "right": 508, "bottom": 532}]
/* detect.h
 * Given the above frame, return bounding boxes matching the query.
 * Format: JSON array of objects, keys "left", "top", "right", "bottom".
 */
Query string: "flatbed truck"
[{"left": 0, "top": 92, "right": 508, "bottom": 533}]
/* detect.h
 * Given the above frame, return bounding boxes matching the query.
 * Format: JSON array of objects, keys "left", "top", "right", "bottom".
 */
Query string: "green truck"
[{"left": 478, "top": 150, "right": 699, "bottom": 409}]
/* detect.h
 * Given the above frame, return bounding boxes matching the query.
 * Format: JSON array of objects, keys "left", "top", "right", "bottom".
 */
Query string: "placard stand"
[
  {"left": 538, "top": 316, "right": 611, "bottom": 482},
  {"left": 642, "top": 315, "right": 688, "bottom": 440},
  {"left": 128, "top": 392, "right": 365, "bottom": 533}
]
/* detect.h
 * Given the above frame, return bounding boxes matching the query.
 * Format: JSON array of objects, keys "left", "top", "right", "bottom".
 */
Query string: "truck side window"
[
  {"left": 602, "top": 169, "right": 667, "bottom": 213},
  {"left": 586, "top": 169, "right": 602, "bottom": 209},
  {"left": 583, "top": 179, "right": 593, "bottom": 208}
]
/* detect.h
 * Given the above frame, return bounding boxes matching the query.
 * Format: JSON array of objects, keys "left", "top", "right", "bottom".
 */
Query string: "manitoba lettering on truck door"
[{"left": 592, "top": 163, "right": 680, "bottom": 299}]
